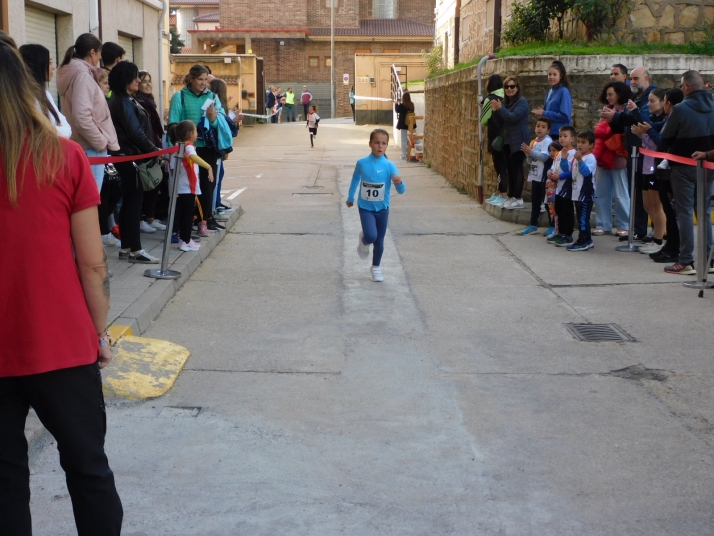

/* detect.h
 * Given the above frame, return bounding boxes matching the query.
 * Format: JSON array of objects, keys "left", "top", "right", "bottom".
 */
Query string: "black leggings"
[
  {"left": 491, "top": 149, "right": 508, "bottom": 194},
  {"left": 530, "top": 181, "right": 546, "bottom": 227},
  {"left": 658, "top": 179, "right": 679, "bottom": 253},
  {"left": 98, "top": 178, "right": 122, "bottom": 236},
  {"left": 176, "top": 194, "right": 196, "bottom": 243},
  {"left": 196, "top": 147, "right": 218, "bottom": 223},
  {"left": 504, "top": 146, "right": 525, "bottom": 199},
  {"left": 555, "top": 196, "right": 575, "bottom": 236}
]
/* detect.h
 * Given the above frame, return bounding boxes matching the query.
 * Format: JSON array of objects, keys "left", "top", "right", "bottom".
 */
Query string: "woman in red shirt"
[{"left": 0, "top": 32, "right": 122, "bottom": 535}]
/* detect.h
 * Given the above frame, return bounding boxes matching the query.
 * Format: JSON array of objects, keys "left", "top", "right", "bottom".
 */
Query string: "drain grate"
[{"left": 564, "top": 323, "right": 634, "bottom": 342}]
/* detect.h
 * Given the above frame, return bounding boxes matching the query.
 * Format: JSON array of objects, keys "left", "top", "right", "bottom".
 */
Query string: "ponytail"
[
  {"left": 60, "top": 33, "right": 102, "bottom": 67},
  {"left": 168, "top": 120, "right": 195, "bottom": 144}
]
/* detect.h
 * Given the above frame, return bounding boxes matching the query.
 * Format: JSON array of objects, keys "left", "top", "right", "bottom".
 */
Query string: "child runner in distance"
[
  {"left": 544, "top": 141, "right": 562, "bottom": 238},
  {"left": 547, "top": 126, "right": 577, "bottom": 246},
  {"left": 346, "top": 129, "right": 406, "bottom": 282},
  {"left": 518, "top": 117, "right": 553, "bottom": 235},
  {"left": 567, "top": 131, "right": 597, "bottom": 251},
  {"left": 168, "top": 120, "right": 214, "bottom": 251},
  {"left": 306, "top": 105, "right": 320, "bottom": 147}
]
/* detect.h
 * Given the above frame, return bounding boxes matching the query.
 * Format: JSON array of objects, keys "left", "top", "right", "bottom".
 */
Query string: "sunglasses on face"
[{"left": 505, "top": 84, "right": 517, "bottom": 89}]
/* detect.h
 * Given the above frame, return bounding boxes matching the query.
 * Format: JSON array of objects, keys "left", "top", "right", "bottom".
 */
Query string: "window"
[
  {"left": 308, "top": 56, "right": 320, "bottom": 68},
  {"left": 383, "top": 49, "right": 400, "bottom": 54},
  {"left": 372, "top": 0, "right": 397, "bottom": 19},
  {"left": 324, "top": 57, "right": 332, "bottom": 67}
]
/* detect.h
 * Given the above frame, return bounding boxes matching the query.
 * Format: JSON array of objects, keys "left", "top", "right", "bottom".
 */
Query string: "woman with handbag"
[
  {"left": 108, "top": 61, "right": 160, "bottom": 263},
  {"left": 592, "top": 81, "right": 632, "bottom": 236},
  {"left": 134, "top": 70, "right": 167, "bottom": 234},
  {"left": 480, "top": 74, "right": 508, "bottom": 206},
  {"left": 490, "top": 76, "right": 530, "bottom": 210},
  {"left": 168, "top": 64, "right": 231, "bottom": 233}
]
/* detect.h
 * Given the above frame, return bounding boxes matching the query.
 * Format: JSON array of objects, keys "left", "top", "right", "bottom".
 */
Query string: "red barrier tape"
[
  {"left": 639, "top": 148, "right": 714, "bottom": 171},
  {"left": 86, "top": 146, "right": 179, "bottom": 165}
]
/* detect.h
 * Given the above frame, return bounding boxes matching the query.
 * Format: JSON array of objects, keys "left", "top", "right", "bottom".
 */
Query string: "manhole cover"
[
  {"left": 564, "top": 323, "right": 634, "bottom": 342},
  {"left": 160, "top": 406, "right": 202, "bottom": 417},
  {"left": 292, "top": 192, "right": 334, "bottom": 196}
]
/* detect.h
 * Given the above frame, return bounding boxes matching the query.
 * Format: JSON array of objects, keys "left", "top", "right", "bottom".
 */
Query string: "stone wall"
[{"left": 424, "top": 54, "right": 714, "bottom": 200}]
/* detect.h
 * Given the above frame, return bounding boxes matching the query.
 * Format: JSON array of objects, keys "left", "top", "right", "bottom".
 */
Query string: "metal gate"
[
  {"left": 118, "top": 34, "right": 134, "bottom": 63},
  {"left": 267, "top": 82, "right": 332, "bottom": 119},
  {"left": 24, "top": 6, "right": 58, "bottom": 103}
]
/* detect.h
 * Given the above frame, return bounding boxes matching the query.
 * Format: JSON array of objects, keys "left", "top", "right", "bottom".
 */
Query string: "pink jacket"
[{"left": 56, "top": 58, "right": 119, "bottom": 152}]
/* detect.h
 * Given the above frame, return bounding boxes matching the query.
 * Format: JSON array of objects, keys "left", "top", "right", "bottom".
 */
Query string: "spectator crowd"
[{"left": 481, "top": 61, "right": 714, "bottom": 273}]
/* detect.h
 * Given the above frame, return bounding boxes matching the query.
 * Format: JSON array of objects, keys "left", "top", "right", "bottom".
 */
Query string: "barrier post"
[
  {"left": 145, "top": 142, "right": 185, "bottom": 280},
  {"left": 683, "top": 160, "right": 714, "bottom": 294},
  {"left": 616, "top": 146, "right": 640, "bottom": 252}
]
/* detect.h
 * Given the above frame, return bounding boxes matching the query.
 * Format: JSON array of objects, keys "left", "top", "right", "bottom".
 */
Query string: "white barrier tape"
[
  {"left": 354, "top": 96, "right": 393, "bottom": 102},
  {"left": 241, "top": 109, "right": 283, "bottom": 119}
]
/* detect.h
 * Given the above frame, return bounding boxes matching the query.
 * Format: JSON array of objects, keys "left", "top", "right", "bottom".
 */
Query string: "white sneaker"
[
  {"left": 640, "top": 242, "right": 664, "bottom": 254},
  {"left": 508, "top": 198, "right": 524, "bottom": 209},
  {"left": 140, "top": 221, "right": 157, "bottom": 233},
  {"left": 149, "top": 220, "right": 167, "bottom": 231},
  {"left": 371, "top": 266, "right": 384, "bottom": 282},
  {"left": 502, "top": 197, "right": 515, "bottom": 209},
  {"left": 102, "top": 233, "right": 120, "bottom": 247},
  {"left": 357, "top": 232, "right": 370, "bottom": 260},
  {"left": 179, "top": 239, "right": 200, "bottom": 252}
]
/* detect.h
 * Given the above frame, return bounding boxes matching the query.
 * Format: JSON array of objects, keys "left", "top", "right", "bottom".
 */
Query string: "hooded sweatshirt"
[
  {"left": 56, "top": 58, "right": 119, "bottom": 152},
  {"left": 660, "top": 89, "right": 714, "bottom": 163}
]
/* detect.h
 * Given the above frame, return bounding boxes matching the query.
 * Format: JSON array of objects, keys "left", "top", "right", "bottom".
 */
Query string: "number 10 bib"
[{"left": 361, "top": 181, "right": 385, "bottom": 202}]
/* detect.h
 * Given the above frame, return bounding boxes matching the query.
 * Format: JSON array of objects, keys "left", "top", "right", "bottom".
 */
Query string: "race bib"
[{"left": 361, "top": 181, "right": 385, "bottom": 202}]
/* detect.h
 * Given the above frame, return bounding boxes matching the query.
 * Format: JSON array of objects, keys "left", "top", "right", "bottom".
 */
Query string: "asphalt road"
[{"left": 29, "top": 120, "right": 714, "bottom": 535}]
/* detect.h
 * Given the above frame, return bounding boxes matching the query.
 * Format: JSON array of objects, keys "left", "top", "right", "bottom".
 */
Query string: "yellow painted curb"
[
  {"left": 108, "top": 324, "right": 133, "bottom": 344},
  {"left": 102, "top": 336, "right": 190, "bottom": 400}
]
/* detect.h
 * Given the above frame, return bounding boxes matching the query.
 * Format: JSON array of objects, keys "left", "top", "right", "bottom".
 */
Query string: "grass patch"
[
  {"left": 497, "top": 40, "right": 714, "bottom": 57},
  {"left": 427, "top": 58, "right": 480, "bottom": 79}
]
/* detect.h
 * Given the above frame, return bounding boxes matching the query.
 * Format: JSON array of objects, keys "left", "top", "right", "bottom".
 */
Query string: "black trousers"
[
  {"left": 491, "top": 149, "right": 508, "bottom": 194},
  {"left": 0, "top": 363, "right": 123, "bottom": 535},
  {"left": 115, "top": 161, "right": 144, "bottom": 252},
  {"left": 658, "top": 179, "right": 680, "bottom": 254},
  {"left": 98, "top": 178, "right": 122, "bottom": 236},
  {"left": 195, "top": 147, "right": 218, "bottom": 223},
  {"left": 303, "top": 103, "right": 310, "bottom": 119},
  {"left": 628, "top": 164, "right": 649, "bottom": 236},
  {"left": 351, "top": 103, "right": 355, "bottom": 121},
  {"left": 530, "top": 180, "right": 546, "bottom": 227},
  {"left": 575, "top": 198, "right": 593, "bottom": 243},
  {"left": 503, "top": 146, "right": 525, "bottom": 199},
  {"left": 555, "top": 196, "right": 575, "bottom": 236}
]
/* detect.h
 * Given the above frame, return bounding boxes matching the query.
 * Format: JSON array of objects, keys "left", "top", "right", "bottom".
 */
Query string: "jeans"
[
  {"left": 594, "top": 167, "right": 629, "bottom": 231},
  {"left": 400, "top": 128, "right": 409, "bottom": 159},
  {"left": 0, "top": 363, "right": 123, "bottom": 536},
  {"left": 115, "top": 161, "right": 144, "bottom": 252},
  {"left": 212, "top": 159, "right": 224, "bottom": 212},
  {"left": 491, "top": 149, "right": 508, "bottom": 193},
  {"left": 284, "top": 103, "right": 296, "bottom": 122},
  {"left": 670, "top": 165, "right": 714, "bottom": 266},
  {"left": 503, "top": 146, "right": 525, "bottom": 199},
  {"left": 83, "top": 148, "right": 107, "bottom": 193},
  {"left": 575, "top": 198, "right": 593, "bottom": 243},
  {"left": 359, "top": 207, "right": 389, "bottom": 266},
  {"left": 303, "top": 103, "right": 310, "bottom": 119},
  {"left": 530, "top": 180, "right": 546, "bottom": 227}
]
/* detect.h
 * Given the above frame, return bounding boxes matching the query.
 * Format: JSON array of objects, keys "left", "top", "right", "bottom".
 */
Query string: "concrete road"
[{"left": 30, "top": 120, "right": 714, "bottom": 535}]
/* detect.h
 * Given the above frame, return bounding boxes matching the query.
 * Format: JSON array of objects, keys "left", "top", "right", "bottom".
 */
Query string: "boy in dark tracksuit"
[{"left": 567, "top": 131, "right": 598, "bottom": 251}]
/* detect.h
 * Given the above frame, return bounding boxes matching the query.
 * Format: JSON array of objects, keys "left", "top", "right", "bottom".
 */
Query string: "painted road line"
[{"left": 227, "top": 188, "right": 247, "bottom": 200}]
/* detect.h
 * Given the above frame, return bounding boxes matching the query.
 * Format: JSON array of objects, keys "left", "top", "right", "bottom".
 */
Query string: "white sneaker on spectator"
[
  {"left": 640, "top": 242, "right": 664, "bottom": 254},
  {"left": 140, "top": 221, "right": 157, "bottom": 233},
  {"left": 501, "top": 197, "right": 515, "bottom": 209},
  {"left": 149, "top": 220, "right": 167, "bottom": 231},
  {"left": 179, "top": 239, "right": 200, "bottom": 252},
  {"left": 506, "top": 198, "right": 524, "bottom": 209},
  {"left": 102, "top": 233, "right": 120, "bottom": 247}
]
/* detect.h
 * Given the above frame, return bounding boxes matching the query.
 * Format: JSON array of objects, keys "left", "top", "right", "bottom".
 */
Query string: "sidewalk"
[{"left": 24, "top": 204, "right": 243, "bottom": 456}]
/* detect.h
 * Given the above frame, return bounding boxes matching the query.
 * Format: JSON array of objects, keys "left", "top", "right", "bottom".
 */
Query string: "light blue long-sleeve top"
[{"left": 348, "top": 154, "right": 405, "bottom": 211}]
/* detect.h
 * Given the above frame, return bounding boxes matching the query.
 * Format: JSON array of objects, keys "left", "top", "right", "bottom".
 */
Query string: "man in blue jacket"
[
  {"left": 266, "top": 85, "right": 277, "bottom": 124},
  {"left": 601, "top": 66, "right": 654, "bottom": 240}
]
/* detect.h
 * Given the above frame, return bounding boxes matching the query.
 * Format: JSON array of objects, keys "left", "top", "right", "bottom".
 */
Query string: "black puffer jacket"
[{"left": 108, "top": 93, "right": 158, "bottom": 161}]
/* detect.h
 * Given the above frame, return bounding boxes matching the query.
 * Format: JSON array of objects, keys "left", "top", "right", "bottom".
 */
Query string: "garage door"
[
  {"left": 118, "top": 34, "right": 134, "bottom": 63},
  {"left": 269, "top": 82, "right": 332, "bottom": 118},
  {"left": 24, "top": 6, "right": 58, "bottom": 103}
]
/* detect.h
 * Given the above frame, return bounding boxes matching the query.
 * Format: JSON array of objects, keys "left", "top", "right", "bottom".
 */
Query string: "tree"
[{"left": 170, "top": 27, "right": 184, "bottom": 54}]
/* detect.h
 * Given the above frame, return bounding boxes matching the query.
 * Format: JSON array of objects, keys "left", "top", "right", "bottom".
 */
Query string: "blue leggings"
[{"left": 359, "top": 207, "right": 389, "bottom": 266}]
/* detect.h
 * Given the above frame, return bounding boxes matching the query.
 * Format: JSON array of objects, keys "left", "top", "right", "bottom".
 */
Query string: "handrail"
[{"left": 391, "top": 64, "right": 403, "bottom": 105}]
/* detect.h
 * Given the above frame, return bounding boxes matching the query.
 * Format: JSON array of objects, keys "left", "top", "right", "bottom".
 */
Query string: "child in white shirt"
[
  {"left": 518, "top": 117, "right": 553, "bottom": 235},
  {"left": 306, "top": 105, "right": 320, "bottom": 147}
]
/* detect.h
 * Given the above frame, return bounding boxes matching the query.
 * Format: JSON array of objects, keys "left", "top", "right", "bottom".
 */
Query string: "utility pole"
[{"left": 330, "top": 0, "right": 335, "bottom": 119}]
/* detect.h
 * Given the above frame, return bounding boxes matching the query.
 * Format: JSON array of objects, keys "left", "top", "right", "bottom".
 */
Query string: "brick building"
[{"left": 188, "top": 0, "right": 436, "bottom": 117}]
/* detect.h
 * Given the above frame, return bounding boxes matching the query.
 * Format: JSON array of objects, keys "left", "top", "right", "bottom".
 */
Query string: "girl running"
[
  {"left": 168, "top": 120, "right": 214, "bottom": 251},
  {"left": 346, "top": 129, "right": 406, "bottom": 282},
  {"left": 306, "top": 105, "right": 320, "bottom": 147}
]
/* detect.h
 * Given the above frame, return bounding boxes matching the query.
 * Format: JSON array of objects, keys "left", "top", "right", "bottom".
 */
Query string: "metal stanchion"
[
  {"left": 145, "top": 142, "right": 185, "bottom": 280},
  {"left": 684, "top": 160, "right": 714, "bottom": 294},
  {"left": 616, "top": 147, "right": 640, "bottom": 252}
]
